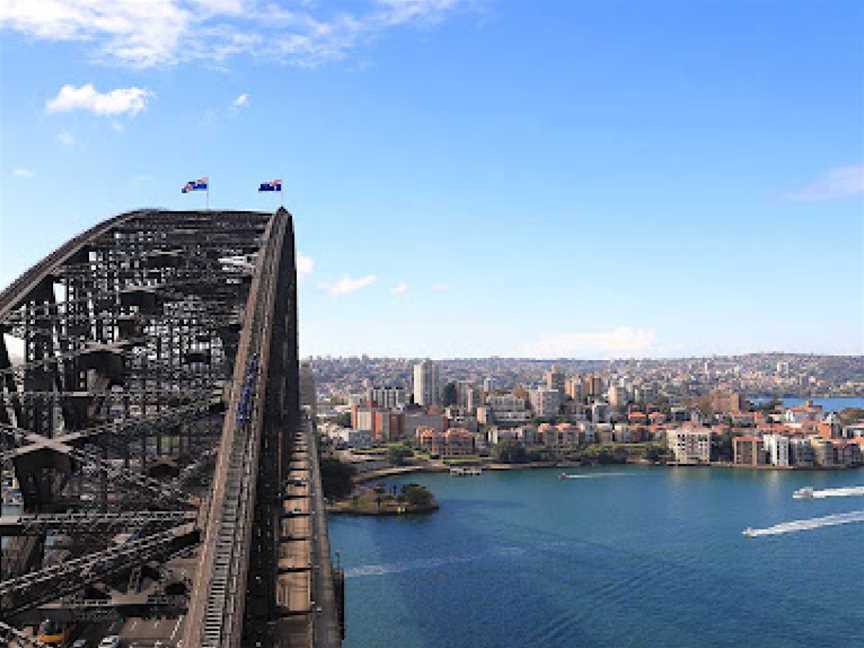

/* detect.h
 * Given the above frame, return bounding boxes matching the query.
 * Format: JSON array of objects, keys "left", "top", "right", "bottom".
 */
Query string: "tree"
[
  {"left": 320, "top": 459, "right": 356, "bottom": 499},
  {"left": 387, "top": 444, "right": 414, "bottom": 466},
  {"left": 335, "top": 412, "right": 352, "bottom": 428},
  {"left": 492, "top": 438, "right": 528, "bottom": 464},
  {"left": 442, "top": 382, "right": 458, "bottom": 406},
  {"left": 644, "top": 444, "right": 666, "bottom": 463},
  {"left": 839, "top": 408, "right": 864, "bottom": 425},
  {"left": 400, "top": 483, "right": 433, "bottom": 508}
]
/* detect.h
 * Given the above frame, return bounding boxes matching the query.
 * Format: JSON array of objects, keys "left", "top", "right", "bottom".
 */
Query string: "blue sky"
[{"left": 1, "top": 0, "right": 862, "bottom": 359}]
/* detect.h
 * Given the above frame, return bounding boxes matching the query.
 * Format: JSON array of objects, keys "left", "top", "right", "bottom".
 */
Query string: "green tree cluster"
[
  {"left": 387, "top": 444, "right": 414, "bottom": 466},
  {"left": 400, "top": 483, "right": 434, "bottom": 507},
  {"left": 492, "top": 438, "right": 528, "bottom": 463},
  {"left": 320, "top": 459, "right": 356, "bottom": 499}
]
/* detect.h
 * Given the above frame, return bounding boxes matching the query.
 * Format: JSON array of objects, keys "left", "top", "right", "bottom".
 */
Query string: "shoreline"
[{"left": 350, "top": 460, "right": 863, "bottom": 483}]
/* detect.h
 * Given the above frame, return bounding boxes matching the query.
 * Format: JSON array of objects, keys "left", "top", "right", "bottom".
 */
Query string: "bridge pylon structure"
[{"left": 0, "top": 208, "right": 342, "bottom": 647}]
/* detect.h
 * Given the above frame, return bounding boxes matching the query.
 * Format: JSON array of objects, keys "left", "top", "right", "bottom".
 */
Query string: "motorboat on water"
[
  {"left": 742, "top": 527, "right": 756, "bottom": 538},
  {"left": 793, "top": 487, "right": 815, "bottom": 499}
]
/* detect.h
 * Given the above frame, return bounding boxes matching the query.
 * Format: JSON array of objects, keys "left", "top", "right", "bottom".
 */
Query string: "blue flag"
[
  {"left": 182, "top": 176, "right": 208, "bottom": 193},
  {"left": 258, "top": 178, "right": 282, "bottom": 192}
]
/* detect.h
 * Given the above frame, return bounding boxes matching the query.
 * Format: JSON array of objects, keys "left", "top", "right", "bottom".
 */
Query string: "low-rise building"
[
  {"left": 666, "top": 426, "right": 711, "bottom": 465},
  {"left": 325, "top": 426, "right": 373, "bottom": 449},
  {"left": 733, "top": 435, "right": 766, "bottom": 466},
  {"left": 416, "top": 426, "right": 476, "bottom": 456}
]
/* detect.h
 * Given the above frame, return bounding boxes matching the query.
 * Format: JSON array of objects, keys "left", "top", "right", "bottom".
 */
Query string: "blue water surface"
[{"left": 329, "top": 466, "right": 864, "bottom": 648}]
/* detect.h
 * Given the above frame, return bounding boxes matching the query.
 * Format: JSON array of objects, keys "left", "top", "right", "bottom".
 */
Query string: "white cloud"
[
  {"left": 297, "top": 253, "right": 314, "bottom": 278},
  {"left": 431, "top": 282, "right": 449, "bottom": 292},
  {"left": 523, "top": 327, "right": 658, "bottom": 359},
  {"left": 11, "top": 167, "right": 34, "bottom": 178},
  {"left": 787, "top": 164, "right": 864, "bottom": 201},
  {"left": 391, "top": 281, "right": 408, "bottom": 295},
  {"left": 232, "top": 93, "right": 250, "bottom": 109},
  {"left": 46, "top": 84, "right": 152, "bottom": 117},
  {"left": 57, "top": 130, "right": 75, "bottom": 146},
  {"left": 0, "top": 0, "right": 468, "bottom": 68},
  {"left": 321, "top": 274, "right": 377, "bottom": 296}
]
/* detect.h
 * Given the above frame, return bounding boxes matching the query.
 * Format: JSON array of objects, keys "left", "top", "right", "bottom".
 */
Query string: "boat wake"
[
  {"left": 559, "top": 472, "right": 630, "bottom": 480},
  {"left": 743, "top": 510, "right": 864, "bottom": 538},
  {"left": 807, "top": 486, "right": 864, "bottom": 499}
]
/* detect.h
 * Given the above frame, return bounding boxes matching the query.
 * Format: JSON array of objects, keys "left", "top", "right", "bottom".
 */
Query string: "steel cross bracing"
[
  {"left": 0, "top": 210, "right": 272, "bottom": 636},
  {"left": 0, "top": 525, "right": 200, "bottom": 617},
  {"left": 0, "top": 619, "right": 50, "bottom": 648},
  {"left": 0, "top": 510, "right": 197, "bottom": 536}
]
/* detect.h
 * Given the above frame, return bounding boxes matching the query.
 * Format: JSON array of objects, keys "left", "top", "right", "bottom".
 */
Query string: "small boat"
[
  {"left": 793, "top": 487, "right": 815, "bottom": 499},
  {"left": 559, "top": 473, "right": 568, "bottom": 480},
  {"left": 742, "top": 527, "right": 756, "bottom": 538}
]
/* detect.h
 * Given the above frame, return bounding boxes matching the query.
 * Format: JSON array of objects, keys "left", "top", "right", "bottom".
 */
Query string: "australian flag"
[
  {"left": 258, "top": 178, "right": 282, "bottom": 192},
  {"left": 181, "top": 177, "right": 208, "bottom": 193}
]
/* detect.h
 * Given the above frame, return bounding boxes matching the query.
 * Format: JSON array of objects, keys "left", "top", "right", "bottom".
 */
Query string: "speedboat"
[
  {"left": 792, "top": 487, "right": 814, "bottom": 499},
  {"left": 742, "top": 527, "right": 756, "bottom": 538}
]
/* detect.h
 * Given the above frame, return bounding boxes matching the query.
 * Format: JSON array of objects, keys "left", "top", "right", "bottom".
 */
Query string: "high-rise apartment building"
[
  {"left": 544, "top": 365, "right": 565, "bottom": 395},
  {"left": 529, "top": 388, "right": 561, "bottom": 419},
  {"left": 413, "top": 359, "right": 440, "bottom": 407},
  {"left": 368, "top": 386, "right": 407, "bottom": 409},
  {"left": 565, "top": 376, "right": 583, "bottom": 401}
]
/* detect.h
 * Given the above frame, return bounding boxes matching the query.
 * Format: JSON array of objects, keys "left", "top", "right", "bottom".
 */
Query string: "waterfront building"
[
  {"left": 810, "top": 437, "right": 835, "bottom": 467},
  {"left": 832, "top": 440, "right": 861, "bottom": 467},
  {"left": 733, "top": 435, "right": 766, "bottom": 466},
  {"left": 789, "top": 437, "right": 814, "bottom": 467},
  {"left": 578, "top": 421, "right": 596, "bottom": 444},
  {"left": 413, "top": 359, "right": 440, "bottom": 407},
  {"left": 416, "top": 426, "right": 476, "bottom": 456},
  {"left": 595, "top": 424, "right": 614, "bottom": 445},
  {"left": 666, "top": 426, "right": 711, "bottom": 465},
  {"left": 762, "top": 433, "right": 790, "bottom": 467},
  {"left": 487, "top": 426, "right": 518, "bottom": 445}
]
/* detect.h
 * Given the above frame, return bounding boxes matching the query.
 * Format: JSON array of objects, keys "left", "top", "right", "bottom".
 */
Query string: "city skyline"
[{"left": 1, "top": 1, "right": 862, "bottom": 359}]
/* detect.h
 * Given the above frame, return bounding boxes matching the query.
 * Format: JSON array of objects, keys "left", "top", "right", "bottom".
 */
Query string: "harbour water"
[
  {"left": 752, "top": 396, "right": 864, "bottom": 411},
  {"left": 329, "top": 466, "right": 864, "bottom": 648}
]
